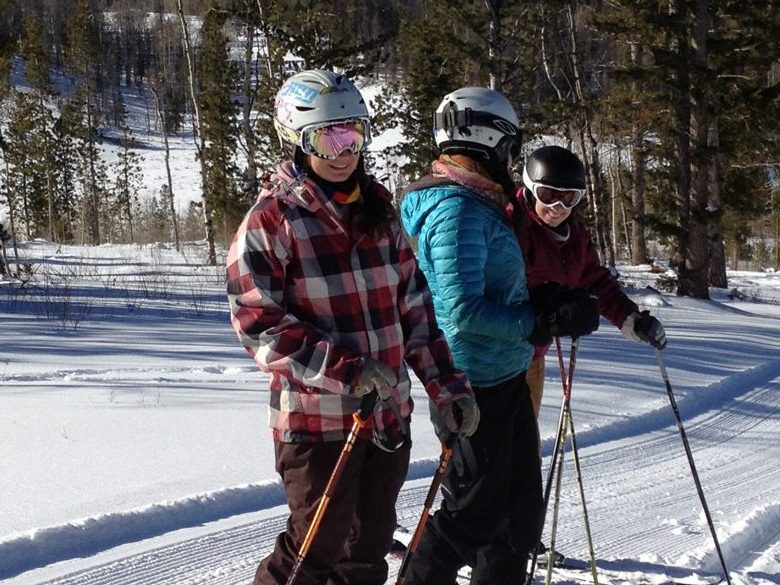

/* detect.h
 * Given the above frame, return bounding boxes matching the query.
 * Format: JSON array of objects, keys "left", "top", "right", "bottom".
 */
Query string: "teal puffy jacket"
[{"left": 400, "top": 183, "right": 536, "bottom": 387}]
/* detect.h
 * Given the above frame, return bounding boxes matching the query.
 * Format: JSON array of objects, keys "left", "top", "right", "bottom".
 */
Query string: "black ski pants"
[
  {"left": 406, "top": 372, "right": 544, "bottom": 585},
  {"left": 254, "top": 438, "right": 410, "bottom": 585}
]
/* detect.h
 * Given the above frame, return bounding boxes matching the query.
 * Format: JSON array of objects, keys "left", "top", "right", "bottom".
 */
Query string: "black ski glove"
[
  {"left": 623, "top": 310, "right": 667, "bottom": 350},
  {"left": 528, "top": 282, "right": 600, "bottom": 347}
]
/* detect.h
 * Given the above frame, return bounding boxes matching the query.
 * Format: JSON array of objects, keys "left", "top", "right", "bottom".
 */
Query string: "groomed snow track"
[{"left": 6, "top": 361, "right": 780, "bottom": 585}]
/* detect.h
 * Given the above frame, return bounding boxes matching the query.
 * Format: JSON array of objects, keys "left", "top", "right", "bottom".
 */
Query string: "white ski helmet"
[
  {"left": 273, "top": 69, "right": 372, "bottom": 156},
  {"left": 433, "top": 87, "right": 522, "bottom": 166}
]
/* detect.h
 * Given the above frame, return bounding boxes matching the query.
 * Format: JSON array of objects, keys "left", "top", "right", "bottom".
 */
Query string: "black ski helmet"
[{"left": 522, "top": 146, "right": 586, "bottom": 192}]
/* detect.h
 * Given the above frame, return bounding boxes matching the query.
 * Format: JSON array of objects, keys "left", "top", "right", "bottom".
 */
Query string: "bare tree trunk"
[
  {"left": 255, "top": 0, "right": 275, "bottom": 79},
  {"left": 484, "top": 0, "right": 500, "bottom": 90},
  {"left": 22, "top": 175, "right": 32, "bottom": 240},
  {"left": 0, "top": 153, "right": 20, "bottom": 272},
  {"left": 0, "top": 237, "right": 9, "bottom": 277},
  {"left": 567, "top": 3, "right": 614, "bottom": 266},
  {"left": 629, "top": 43, "right": 648, "bottom": 265},
  {"left": 177, "top": 0, "right": 217, "bottom": 265},
  {"left": 775, "top": 206, "right": 780, "bottom": 269},
  {"left": 85, "top": 99, "right": 101, "bottom": 245},
  {"left": 686, "top": 0, "right": 711, "bottom": 299},
  {"left": 240, "top": 13, "right": 258, "bottom": 201},
  {"left": 608, "top": 148, "right": 620, "bottom": 257},
  {"left": 37, "top": 93, "right": 57, "bottom": 242},
  {"left": 669, "top": 0, "right": 693, "bottom": 296},
  {"left": 540, "top": 21, "right": 565, "bottom": 101},
  {"left": 621, "top": 192, "right": 632, "bottom": 262},
  {"left": 630, "top": 125, "right": 649, "bottom": 264},
  {"left": 707, "top": 122, "right": 727, "bottom": 287}
]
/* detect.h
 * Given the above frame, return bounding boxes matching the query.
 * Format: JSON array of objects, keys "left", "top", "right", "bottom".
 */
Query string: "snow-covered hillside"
[{"left": 1, "top": 241, "right": 779, "bottom": 584}]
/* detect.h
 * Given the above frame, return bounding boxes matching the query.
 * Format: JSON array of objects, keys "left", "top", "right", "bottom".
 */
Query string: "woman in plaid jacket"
[{"left": 226, "top": 70, "right": 478, "bottom": 585}]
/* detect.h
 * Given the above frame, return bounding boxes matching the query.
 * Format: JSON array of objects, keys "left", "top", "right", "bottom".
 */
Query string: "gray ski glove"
[
  {"left": 354, "top": 358, "right": 397, "bottom": 401},
  {"left": 439, "top": 394, "right": 480, "bottom": 437},
  {"left": 622, "top": 310, "right": 666, "bottom": 350}
]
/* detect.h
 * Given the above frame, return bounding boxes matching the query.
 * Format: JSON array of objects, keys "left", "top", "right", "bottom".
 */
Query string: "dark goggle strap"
[{"left": 433, "top": 107, "right": 519, "bottom": 138}]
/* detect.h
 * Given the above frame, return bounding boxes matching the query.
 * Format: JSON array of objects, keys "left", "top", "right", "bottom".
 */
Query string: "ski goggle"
[
  {"left": 300, "top": 118, "right": 371, "bottom": 160},
  {"left": 527, "top": 182, "right": 586, "bottom": 210}
]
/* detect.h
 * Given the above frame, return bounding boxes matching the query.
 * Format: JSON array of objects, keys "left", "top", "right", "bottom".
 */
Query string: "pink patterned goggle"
[{"left": 300, "top": 119, "right": 371, "bottom": 160}]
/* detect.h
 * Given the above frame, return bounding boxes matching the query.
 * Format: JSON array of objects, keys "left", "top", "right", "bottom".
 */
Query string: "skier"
[
  {"left": 398, "top": 87, "right": 601, "bottom": 585},
  {"left": 512, "top": 145, "right": 667, "bottom": 421},
  {"left": 226, "top": 70, "right": 478, "bottom": 585}
]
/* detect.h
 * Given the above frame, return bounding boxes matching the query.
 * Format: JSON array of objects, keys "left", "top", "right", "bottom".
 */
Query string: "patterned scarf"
[
  {"left": 332, "top": 184, "right": 361, "bottom": 204},
  {"left": 431, "top": 154, "right": 508, "bottom": 208}
]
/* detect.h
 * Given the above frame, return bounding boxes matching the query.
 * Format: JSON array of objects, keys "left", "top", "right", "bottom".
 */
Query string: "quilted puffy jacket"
[{"left": 400, "top": 182, "right": 536, "bottom": 387}]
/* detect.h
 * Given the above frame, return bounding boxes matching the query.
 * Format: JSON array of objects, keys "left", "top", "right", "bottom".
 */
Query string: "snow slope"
[{"left": 1, "top": 242, "right": 779, "bottom": 585}]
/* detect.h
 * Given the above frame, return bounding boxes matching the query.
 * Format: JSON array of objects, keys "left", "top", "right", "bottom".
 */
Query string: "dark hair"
[
  {"left": 298, "top": 151, "right": 396, "bottom": 237},
  {"left": 357, "top": 158, "right": 397, "bottom": 236}
]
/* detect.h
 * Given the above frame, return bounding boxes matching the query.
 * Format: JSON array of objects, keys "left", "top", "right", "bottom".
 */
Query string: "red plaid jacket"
[{"left": 227, "top": 162, "right": 472, "bottom": 443}]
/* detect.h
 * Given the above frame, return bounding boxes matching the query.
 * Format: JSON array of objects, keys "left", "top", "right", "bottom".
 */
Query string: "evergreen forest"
[{"left": 0, "top": 0, "right": 779, "bottom": 298}]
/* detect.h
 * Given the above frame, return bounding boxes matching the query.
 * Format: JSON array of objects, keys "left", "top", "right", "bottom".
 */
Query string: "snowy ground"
[{"left": 1, "top": 241, "right": 779, "bottom": 585}]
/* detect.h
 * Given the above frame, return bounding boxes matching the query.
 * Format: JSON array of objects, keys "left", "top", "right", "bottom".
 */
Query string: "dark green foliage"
[
  {"left": 0, "top": 0, "right": 20, "bottom": 97},
  {"left": 4, "top": 91, "right": 54, "bottom": 239},
  {"left": 0, "top": 0, "right": 777, "bottom": 284},
  {"left": 111, "top": 125, "right": 144, "bottom": 243},
  {"left": 51, "top": 100, "right": 82, "bottom": 242},
  {"left": 198, "top": 6, "right": 243, "bottom": 239}
]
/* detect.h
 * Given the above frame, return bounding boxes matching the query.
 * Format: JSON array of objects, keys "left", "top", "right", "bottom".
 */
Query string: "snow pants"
[
  {"left": 526, "top": 356, "right": 546, "bottom": 420},
  {"left": 254, "top": 438, "right": 411, "bottom": 585},
  {"left": 406, "top": 372, "right": 544, "bottom": 585}
]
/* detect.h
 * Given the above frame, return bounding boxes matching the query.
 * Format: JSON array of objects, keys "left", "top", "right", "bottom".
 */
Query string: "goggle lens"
[
  {"left": 302, "top": 120, "right": 368, "bottom": 160},
  {"left": 533, "top": 185, "right": 585, "bottom": 209}
]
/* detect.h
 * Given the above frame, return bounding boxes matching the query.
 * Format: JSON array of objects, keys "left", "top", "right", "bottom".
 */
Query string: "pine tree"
[
  {"left": 0, "top": 0, "right": 20, "bottom": 258},
  {"left": 198, "top": 6, "right": 242, "bottom": 241},
  {"left": 64, "top": 0, "right": 105, "bottom": 245},
  {"left": 112, "top": 125, "right": 144, "bottom": 243},
  {"left": 596, "top": 0, "right": 780, "bottom": 295},
  {"left": 0, "top": 0, "right": 17, "bottom": 97},
  {"left": 52, "top": 100, "right": 83, "bottom": 243},
  {"left": 238, "top": 0, "right": 289, "bottom": 179},
  {"left": 372, "top": 1, "right": 477, "bottom": 182},
  {"left": 177, "top": 0, "right": 217, "bottom": 264},
  {"left": 20, "top": 12, "right": 61, "bottom": 240},
  {"left": 374, "top": 1, "right": 547, "bottom": 183},
  {"left": 5, "top": 90, "right": 54, "bottom": 239},
  {"left": 705, "top": 0, "right": 780, "bottom": 283},
  {"left": 273, "top": 0, "right": 397, "bottom": 77}
]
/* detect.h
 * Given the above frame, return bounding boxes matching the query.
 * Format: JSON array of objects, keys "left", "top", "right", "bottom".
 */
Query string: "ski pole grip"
[{"left": 355, "top": 390, "right": 379, "bottom": 423}]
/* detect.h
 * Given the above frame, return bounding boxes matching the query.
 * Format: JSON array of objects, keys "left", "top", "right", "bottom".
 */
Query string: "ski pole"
[
  {"left": 545, "top": 406, "right": 568, "bottom": 585},
  {"left": 526, "top": 337, "right": 580, "bottom": 585},
  {"left": 545, "top": 338, "right": 599, "bottom": 585},
  {"left": 566, "top": 406, "right": 599, "bottom": 585},
  {"left": 655, "top": 350, "right": 732, "bottom": 585},
  {"left": 285, "top": 391, "right": 378, "bottom": 585},
  {"left": 395, "top": 433, "right": 456, "bottom": 585}
]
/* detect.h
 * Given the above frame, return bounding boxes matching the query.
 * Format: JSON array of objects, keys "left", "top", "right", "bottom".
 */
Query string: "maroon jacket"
[{"left": 510, "top": 189, "right": 638, "bottom": 358}]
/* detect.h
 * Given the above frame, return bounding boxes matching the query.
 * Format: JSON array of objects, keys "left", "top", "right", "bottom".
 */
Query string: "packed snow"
[
  {"left": 2, "top": 64, "right": 779, "bottom": 585},
  {"left": 1, "top": 240, "right": 779, "bottom": 585}
]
